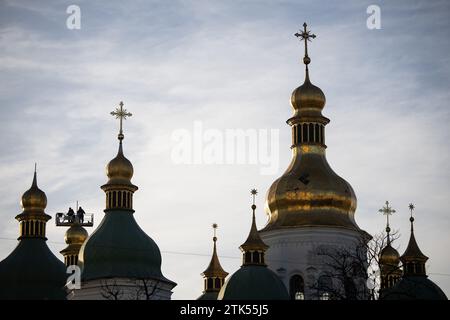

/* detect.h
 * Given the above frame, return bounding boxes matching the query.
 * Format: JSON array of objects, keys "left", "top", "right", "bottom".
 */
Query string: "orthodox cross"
[
  {"left": 379, "top": 201, "right": 396, "bottom": 228},
  {"left": 295, "top": 22, "right": 316, "bottom": 64},
  {"left": 110, "top": 101, "right": 132, "bottom": 140}
]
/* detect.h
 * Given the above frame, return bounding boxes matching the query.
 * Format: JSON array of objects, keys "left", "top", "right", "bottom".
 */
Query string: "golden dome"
[
  {"left": 261, "top": 25, "right": 361, "bottom": 232},
  {"left": 380, "top": 244, "right": 400, "bottom": 266},
  {"left": 105, "top": 141, "right": 134, "bottom": 185},
  {"left": 263, "top": 146, "right": 359, "bottom": 231},
  {"left": 290, "top": 73, "right": 326, "bottom": 117},
  {"left": 21, "top": 170, "right": 47, "bottom": 213},
  {"left": 64, "top": 224, "right": 89, "bottom": 245}
]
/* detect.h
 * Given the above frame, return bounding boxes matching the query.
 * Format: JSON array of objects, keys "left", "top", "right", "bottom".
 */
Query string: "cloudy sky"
[{"left": 0, "top": 0, "right": 449, "bottom": 299}]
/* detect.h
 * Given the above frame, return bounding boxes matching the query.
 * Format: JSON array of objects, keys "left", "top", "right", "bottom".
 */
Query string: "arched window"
[
  {"left": 113, "top": 192, "right": 117, "bottom": 208},
  {"left": 302, "top": 124, "right": 308, "bottom": 143},
  {"left": 315, "top": 124, "right": 320, "bottom": 143},
  {"left": 289, "top": 275, "right": 305, "bottom": 300},
  {"left": 207, "top": 278, "right": 213, "bottom": 290},
  {"left": 252, "top": 251, "right": 260, "bottom": 264},
  {"left": 118, "top": 191, "right": 122, "bottom": 207},
  {"left": 318, "top": 275, "right": 333, "bottom": 300},
  {"left": 309, "top": 123, "right": 314, "bottom": 143},
  {"left": 245, "top": 252, "right": 252, "bottom": 264},
  {"left": 293, "top": 125, "right": 297, "bottom": 145},
  {"left": 214, "top": 278, "right": 221, "bottom": 289},
  {"left": 321, "top": 125, "right": 325, "bottom": 144}
]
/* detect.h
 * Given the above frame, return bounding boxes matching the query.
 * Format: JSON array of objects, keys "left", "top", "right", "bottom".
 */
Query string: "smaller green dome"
[
  {"left": 218, "top": 265, "right": 289, "bottom": 300},
  {"left": 381, "top": 276, "right": 447, "bottom": 300}
]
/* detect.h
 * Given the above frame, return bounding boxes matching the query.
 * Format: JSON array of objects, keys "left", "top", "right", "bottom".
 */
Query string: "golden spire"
[
  {"left": 20, "top": 164, "right": 47, "bottom": 214},
  {"left": 378, "top": 201, "right": 400, "bottom": 283},
  {"left": 102, "top": 102, "right": 138, "bottom": 211},
  {"left": 16, "top": 165, "right": 51, "bottom": 239},
  {"left": 201, "top": 223, "right": 228, "bottom": 279},
  {"left": 295, "top": 22, "right": 316, "bottom": 81},
  {"left": 263, "top": 23, "right": 361, "bottom": 233},
  {"left": 240, "top": 189, "right": 269, "bottom": 255},
  {"left": 379, "top": 201, "right": 396, "bottom": 245},
  {"left": 401, "top": 203, "right": 428, "bottom": 273},
  {"left": 290, "top": 23, "right": 326, "bottom": 120}
]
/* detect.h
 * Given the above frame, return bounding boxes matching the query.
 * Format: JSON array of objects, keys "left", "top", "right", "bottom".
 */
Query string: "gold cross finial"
[
  {"left": 110, "top": 101, "right": 132, "bottom": 140},
  {"left": 379, "top": 201, "right": 396, "bottom": 228},
  {"left": 295, "top": 22, "right": 316, "bottom": 66}
]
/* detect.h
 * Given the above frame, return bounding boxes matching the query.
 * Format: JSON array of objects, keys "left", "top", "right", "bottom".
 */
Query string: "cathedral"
[{"left": 0, "top": 24, "right": 447, "bottom": 300}]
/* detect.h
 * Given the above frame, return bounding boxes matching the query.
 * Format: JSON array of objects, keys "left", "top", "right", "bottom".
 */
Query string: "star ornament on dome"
[
  {"left": 250, "top": 189, "right": 258, "bottom": 196},
  {"left": 408, "top": 203, "right": 415, "bottom": 217}
]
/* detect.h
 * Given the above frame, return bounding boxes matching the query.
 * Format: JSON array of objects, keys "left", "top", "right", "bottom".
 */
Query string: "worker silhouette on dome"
[
  {"left": 77, "top": 207, "right": 85, "bottom": 224},
  {"left": 67, "top": 207, "right": 75, "bottom": 223}
]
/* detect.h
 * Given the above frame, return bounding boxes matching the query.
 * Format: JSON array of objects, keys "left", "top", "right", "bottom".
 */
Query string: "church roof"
[
  {"left": 78, "top": 104, "right": 176, "bottom": 288},
  {"left": 0, "top": 239, "right": 66, "bottom": 300},
  {"left": 381, "top": 276, "right": 447, "bottom": 300},
  {"left": 217, "top": 265, "right": 289, "bottom": 300},
  {"left": 401, "top": 224, "right": 428, "bottom": 263}
]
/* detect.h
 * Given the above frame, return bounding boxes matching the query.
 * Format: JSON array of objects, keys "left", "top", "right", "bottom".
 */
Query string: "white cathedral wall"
[
  {"left": 67, "top": 277, "right": 175, "bottom": 300},
  {"left": 261, "top": 227, "right": 368, "bottom": 300}
]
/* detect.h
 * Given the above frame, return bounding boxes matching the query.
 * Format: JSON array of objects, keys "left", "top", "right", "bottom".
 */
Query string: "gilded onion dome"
[
  {"left": 20, "top": 168, "right": 47, "bottom": 214},
  {"left": 60, "top": 222, "right": 89, "bottom": 267},
  {"left": 262, "top": 23, "right": 359, "bottom": 232},
  {"left": 64, "top": 224, "right": 88, "bottom": 245},
  {"left": 379, "top": 202, "right": 400, "bottom": 267},
  {"left": 380, "top": 244, "right": 400, "bottom": 266},
  {"left": 105, "top": 141, "right": 134, "bottom": 186},
  {"left": 198, "top": 224, "right": 228, "bottom": 300}
]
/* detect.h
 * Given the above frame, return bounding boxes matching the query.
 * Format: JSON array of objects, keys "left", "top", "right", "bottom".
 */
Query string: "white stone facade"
[
  {"left": 68, "top": 277, "right": 175, "bottom": 300},
  {"left": 261, "top": 227, "right": 368, "bottom": 300}
]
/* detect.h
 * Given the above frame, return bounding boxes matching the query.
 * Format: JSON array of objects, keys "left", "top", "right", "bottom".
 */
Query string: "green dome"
[
  {"left": 381, "top": 276, "right": 447, "bottom": 300},
  {"left": 218, "top": 265, "right": 289, "bottom": 300},
  {"left": 0, "top": 239, "right": 67, "bottom": 300},
  {"left": 79, "top": 210, "right": 171, "bottom": 283}
]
